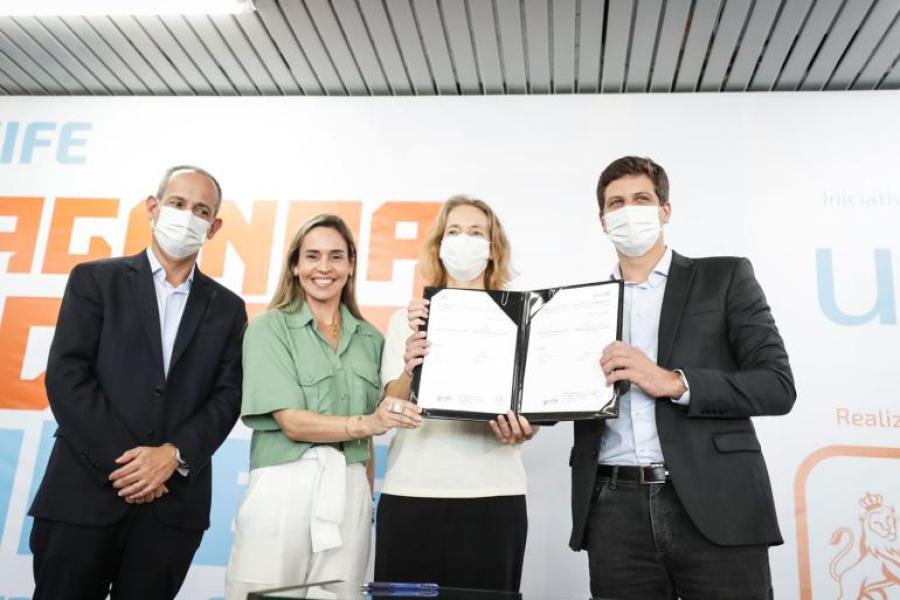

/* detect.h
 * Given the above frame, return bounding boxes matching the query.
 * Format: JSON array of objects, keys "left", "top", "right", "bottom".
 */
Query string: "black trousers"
[
  {"left": 30, "top": 505, "right": 203, "bottom": 600},
  {"left": 374, "top": 494, "right": 527, "bottom": 592},
  {"left": 586, "top": 475, "right": 773, "bottom": 600}
]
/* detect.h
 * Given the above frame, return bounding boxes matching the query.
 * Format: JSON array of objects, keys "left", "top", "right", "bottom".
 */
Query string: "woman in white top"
[{"left": 374, "top": 195, "right": 535, "bottom": 591}]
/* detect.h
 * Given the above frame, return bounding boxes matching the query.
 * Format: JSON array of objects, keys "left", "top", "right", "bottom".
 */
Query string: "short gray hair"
[{"left": 155, "top": 165, "right": 223, "bottom": 214}]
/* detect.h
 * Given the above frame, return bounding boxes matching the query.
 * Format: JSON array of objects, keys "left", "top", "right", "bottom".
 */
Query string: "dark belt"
[{"left": 596, "top": 464, "right": 669, "bottom": 484}]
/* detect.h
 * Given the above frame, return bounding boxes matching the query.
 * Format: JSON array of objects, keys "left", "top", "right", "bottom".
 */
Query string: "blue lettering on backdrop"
[
  {"left": 193, "top": 438, "right": 249, "bottom": 566},
  {"left": 0, "top": 121, "right": 91, "bottom": 164},
  {"left": 0, "top": 429, "right": 25, "bottom": 543},
  {"left": 17, "top": 421, "right": 55, "bottom": 554},
  {"left": 817, "top": 248, "right": 896, "bottom": 325},
  {"left": 0, "top": 424, "right": 392, "bottom": 568}
]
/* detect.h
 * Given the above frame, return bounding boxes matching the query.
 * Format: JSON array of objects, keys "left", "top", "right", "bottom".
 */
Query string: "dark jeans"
[{"left": 585, "top": 475, "right": 773, "bottom": 600}]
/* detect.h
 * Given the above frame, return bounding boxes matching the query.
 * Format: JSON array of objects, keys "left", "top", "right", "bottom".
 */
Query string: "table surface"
[{"left": 248, "top": 580, "right": 610, "bottom": 600}]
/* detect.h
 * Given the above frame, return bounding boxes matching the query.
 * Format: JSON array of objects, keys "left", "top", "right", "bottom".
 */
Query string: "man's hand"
[
  {"left": 601, "top": 341, "right": 686, "bottom": 398},
  {"left": 490, "top": 411, "right": 536, "bottom": 445},
  {"left": 125, "top": 484, "right": 170, "bottom": 505},
  {"left": 110, "top": 444, "right": 179, "bottom": 501}
]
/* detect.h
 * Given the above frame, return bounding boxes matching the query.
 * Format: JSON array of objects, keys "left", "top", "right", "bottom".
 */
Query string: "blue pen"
[{"left": 361, "top": 582, "right": 440, "bottom": 596}]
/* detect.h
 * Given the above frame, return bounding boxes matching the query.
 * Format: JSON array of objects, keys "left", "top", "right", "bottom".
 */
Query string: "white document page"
[
  {"left": 415, "top": 289, "right": 518, "bottom": 415},
  {"left": 519, "top": 284, "right": 620, "bottom": 414}
]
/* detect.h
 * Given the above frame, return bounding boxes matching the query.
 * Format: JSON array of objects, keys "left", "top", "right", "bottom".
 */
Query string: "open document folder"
[{"left": 409, "top": 281, "right": 624, "bottom": 421}]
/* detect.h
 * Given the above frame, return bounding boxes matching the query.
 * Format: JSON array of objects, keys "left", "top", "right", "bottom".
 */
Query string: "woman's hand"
[
  {"left": 365, "top": 396, "right": 423, "bottom": 435},
  {"left": 403, "top": 331, "right": 429, "bottom": 377},
  {"left": 489, "top": 411, "right": 537, "bottom": 444},
  {"left": 407, "top": 298, "right": 429, "bottom": 330}
]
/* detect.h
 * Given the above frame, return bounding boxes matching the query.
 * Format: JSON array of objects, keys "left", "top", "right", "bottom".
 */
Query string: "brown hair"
[
  {"left": 419, "top": 195, "right": 512, "bottom": 291},
  {"left": 596, "top": 156, "right": 669, "bottom": 215},
  {"left": 269, "top": 214, "right": 365, "bottom": 320}
]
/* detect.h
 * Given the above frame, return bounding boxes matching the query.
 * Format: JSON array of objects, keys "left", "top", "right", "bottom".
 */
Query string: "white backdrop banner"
[{"left": 0, "top": 93, "right": 898, "bottom": 599}]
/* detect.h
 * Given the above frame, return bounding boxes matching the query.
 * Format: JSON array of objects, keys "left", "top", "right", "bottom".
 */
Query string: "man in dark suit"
[
  {"left": 570, "top": 156, "right": 795, "bottom": 599},
  {"left": 29, "top": 165, "right": 247, "bottom": 599}
]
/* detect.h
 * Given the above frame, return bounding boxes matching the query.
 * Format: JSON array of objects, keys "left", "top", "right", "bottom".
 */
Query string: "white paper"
[
  {"left": 519, "top": 284, "right": 620, "bottom": 414},
  {"left": 415, "top": 289, "right": 518, "bottom": 415}
]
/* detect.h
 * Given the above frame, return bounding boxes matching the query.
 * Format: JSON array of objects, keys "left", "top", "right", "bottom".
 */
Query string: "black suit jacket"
[
  {"left": 29, "top": 251, "right": 247, "bottom": 531},
  {"left": 569, "top": 252, "right": 795, "bottom": 550}
]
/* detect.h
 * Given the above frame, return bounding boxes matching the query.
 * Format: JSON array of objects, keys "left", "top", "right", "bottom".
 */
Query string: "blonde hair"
[
  {"left": 420, "top": 195, "right": 512, "bottom": 290},
  {"left": 269, "top": 214, "right": 365, "bottom": 320}
]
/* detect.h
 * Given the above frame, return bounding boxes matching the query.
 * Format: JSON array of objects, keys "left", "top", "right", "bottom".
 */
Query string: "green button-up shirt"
[{"left": 241, "top": 302, "right": 384, "bottom": 470}]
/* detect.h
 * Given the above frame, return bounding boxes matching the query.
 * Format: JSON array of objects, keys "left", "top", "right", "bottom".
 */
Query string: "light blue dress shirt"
[
  {"left": 597, "top": 247, "right": 690, "bottom": 466},
  {"left": 146, "top": 248, "right": 194, "bottom": 377}
]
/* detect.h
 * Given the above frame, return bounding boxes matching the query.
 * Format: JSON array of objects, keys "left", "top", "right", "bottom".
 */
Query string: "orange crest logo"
[
  {"left": 795, "top": 446, "right": 900, "bottom": 599},
  {"left": 828, "top": 492, "right": 900, "bottom": 599}
]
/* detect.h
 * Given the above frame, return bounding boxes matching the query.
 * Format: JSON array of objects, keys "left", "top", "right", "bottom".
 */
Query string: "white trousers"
[{"left": 225, "top": 448, "right": 372, "bottom": 600}]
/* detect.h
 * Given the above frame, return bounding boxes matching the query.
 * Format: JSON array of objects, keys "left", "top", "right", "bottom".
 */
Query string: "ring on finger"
[{"left": 389, "top": 401, "right": 403, "bottom": 414}]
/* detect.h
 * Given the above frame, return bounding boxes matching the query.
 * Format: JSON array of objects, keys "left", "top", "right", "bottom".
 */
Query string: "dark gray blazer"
[{"left": 569, "top": 252, "right": 796, "bottom": 550}]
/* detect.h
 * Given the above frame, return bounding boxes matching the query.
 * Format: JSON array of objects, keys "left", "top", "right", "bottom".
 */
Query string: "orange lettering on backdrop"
[
  {"left": 284, "top": 201, "right": 362, "bottom": 253},
  {"left": 367, "top": 201, "right": 441, "bottom": 298},
  {"left": 0, "top": 196, "right": 44, "bottom": 273},
  {"left": 123, "top": 200, "right": 152, "bottom": 257},
  {"left": 199, "top": 200, "right": 276, "bottom": 295},
  {"left": 42, "top": 198, "right": 118, "bottom": 273},
  {"left": 0, "top": 297, "right": 61, "bottom": 410},
  {"left": 247, "top": 302, "right": 267, "bottom": 320}
]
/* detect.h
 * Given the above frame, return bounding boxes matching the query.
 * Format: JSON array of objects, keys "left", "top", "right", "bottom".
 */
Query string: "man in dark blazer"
[
  {"left": 29, "top": 166, "right": 247, "bottom": 599},
  {"left": 570, "top": 156, "right": 795, "bottom": 599}
]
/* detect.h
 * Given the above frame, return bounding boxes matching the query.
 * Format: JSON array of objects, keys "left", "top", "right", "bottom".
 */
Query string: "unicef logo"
[{"left": 817, "top": 249, "right": 896, "bottom": 326}]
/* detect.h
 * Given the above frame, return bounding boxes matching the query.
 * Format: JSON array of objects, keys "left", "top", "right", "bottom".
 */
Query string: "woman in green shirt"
[{"left": 225, "top": 214, "right": 421, "bottom": 599}]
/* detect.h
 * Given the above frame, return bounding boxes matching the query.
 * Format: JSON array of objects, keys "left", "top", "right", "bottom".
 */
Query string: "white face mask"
[
  {"left": 152, "top": 205, "right": 211, "bottom": 260},
  {"left": 439, "top": 234, "right": 490, "bottom": 283},
  {"left": 603, "top": 205, "right": 662, "bottom": 257}
]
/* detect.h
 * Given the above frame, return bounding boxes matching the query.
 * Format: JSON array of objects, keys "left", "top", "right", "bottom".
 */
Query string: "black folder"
[{"left": 410, "top": 280, "right": 624, "bottom": 422}]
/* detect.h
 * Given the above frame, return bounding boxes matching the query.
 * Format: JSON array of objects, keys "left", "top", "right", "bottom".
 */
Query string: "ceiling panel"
[
  {"left": 212, "top": 14, "right": 281, "bottom": 94},
  {"left": 440, "top": 0, "right": 481, "bottom": 94},
  {"left": 331, "top": 0, "right": 390, "bottom": 95},
  {"left": 853, "top": 10, "right": 900, "bottom": 89},
  {"left": 254, "top": 0, "right": 321, "bottom": 95},
  {"left": 468, "top": 0, "right": 504, "bottom": 94},
  {"left": 750, "top": 0, "right": 815, "bottom": 91},
  {"left": 523, "top": 0, "right": 551, "bottom": 94},
  {"left": 0, "top": 18, "right": 81, "bottom": 93},
  {"left": 85, "top": 15, "right": 172, "bottom": 93},
  {"left": 110, "top": 15, "right": 193, "bottom": 94},
  {"left": 551, "top": 0, "right": 576, "bottom": 93},
  {"left": 626, "top": 0, "right": 664, "bottom": 93},
  {"left": 135, "top": 16, "right": 215, "bottom": 95},
  {"left": 575, "top": 0, "right": 604, "bottom": 93},
  {"left": 602, "top": 0, "right": 634, "bottom": 93},
  {"left": 698, "top": 0, "right": 752, "bottom": 92},
  {"left": 674, "top": 0, "right": 722, "bottom": 92},
  {"left": 10, "top": 16, "right": 106, "bottom": 93},
  {"left": 802, "top": 0, "right": 874, "bottom": 90},
  {"left": 723, "top": 0, "right": 780, "bottom": 91},
  {"left": 0, "top": 0, "right": 897, "bottom": 96},
  {"left": 774, "top": 0, "right": 843, "bottom": 91},
  {"left": 827, "top": 0, "right": 900, "bottom": 90},
  {"left": 304, "top": 0, "right": 368, "bottom": 94},
  {"left": 412, "top": 0, "right": 458, "bottom": 94}
]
